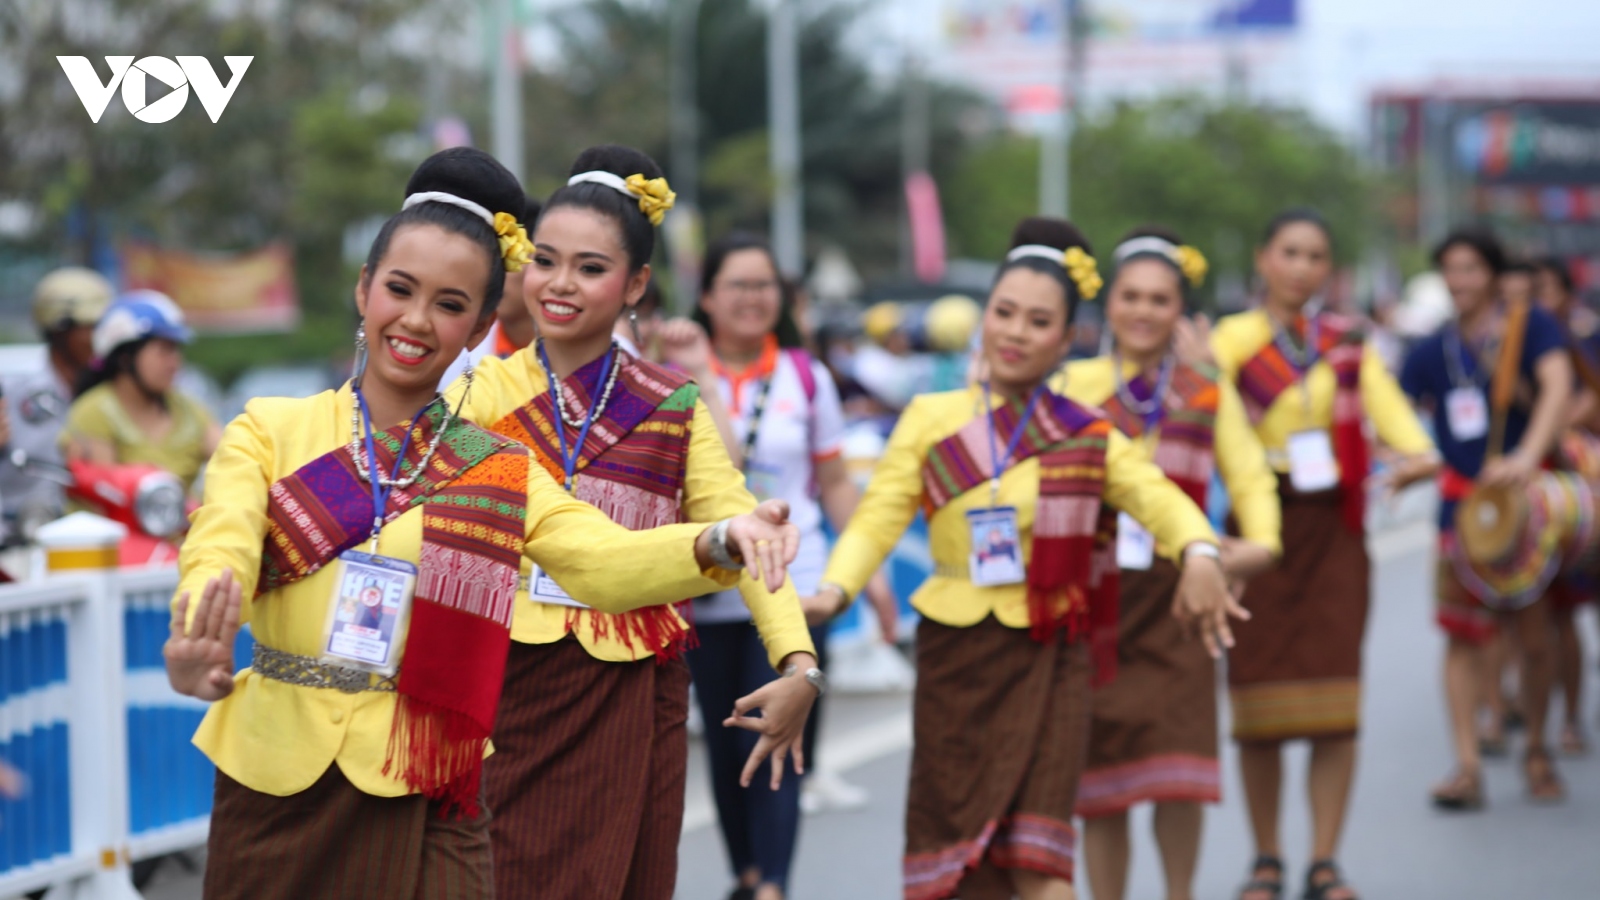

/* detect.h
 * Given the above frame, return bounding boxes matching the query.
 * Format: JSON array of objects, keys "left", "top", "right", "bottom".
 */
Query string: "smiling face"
[
  {"left": 354, "top": 223, "right": 493, "bottom": 394},
  {"left": 131, "top": 337, "right": 183, "bottom": 394},
  {"left": 700, "top": 248, "right": 783, "bottom": 347},
  {"left": 1256, "top": 221, "right": 1333, "bottom": 313},
  {"left": 524, "top": 206, "right": 650, "bottom": 350},
  {"left": 1106, "top": 257, "right": 1184, "bottom": 360},
  {"left": 981, "top": 266, "right": 1074, "bottom": 393}
]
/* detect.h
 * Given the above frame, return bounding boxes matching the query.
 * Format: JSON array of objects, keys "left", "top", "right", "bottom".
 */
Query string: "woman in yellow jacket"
[
  {"left": 1210, "top": 209, "right": 1438, "bottom": 900},
  {"left": 806, "top": 217, "right": 1241, "bottom": 900},
  {"left": 445, "top": 144, "right": 819, "bottom": 900},
  {"left": 1055, "top": 227, "right": 1280, "bottom": 900},
  {"left": 162, "top": 148, "right": 798, "bottom": 900}
]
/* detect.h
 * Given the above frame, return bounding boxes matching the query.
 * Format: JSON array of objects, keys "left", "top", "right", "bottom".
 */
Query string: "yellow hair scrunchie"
[
  {"left": 1174, "top": 245, "right": 1208, "bottom": 288},
  {"left": 1062, "top": 246, "right": 1103, "bottom": 301},
  {"left": 494, "top": 212, "right": 534, "bottom": 273},
  {"left": 624, "top": 174, "right": 677, "bottom": 226}
]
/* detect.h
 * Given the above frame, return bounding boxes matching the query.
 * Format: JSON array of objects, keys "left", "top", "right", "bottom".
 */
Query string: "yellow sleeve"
[
  {"left": 1103, "top": 429, "right": 1219, "bottom": 560},
  {"left": 821, "top": 397, "right": 929, "bottom": 598},
  {"left": 174, "top": 408, "right": 274, "bottom": 623},
  {"left": 1213, "top": 379, "right": 1282, "bottom": 555},
  {"left": 681, "top": 400, "right": 815, "bottom": 670},
  {"left": 1359, "top": 344, "right": 1434, "bottom": 455},
  {"left": 524, "top": 460, "right": 738, "bottom": 614}
]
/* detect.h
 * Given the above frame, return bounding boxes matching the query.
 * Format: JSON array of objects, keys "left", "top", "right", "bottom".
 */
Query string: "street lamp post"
[{"left": 768, "top": 0, "right": 804, "bottom": 277}]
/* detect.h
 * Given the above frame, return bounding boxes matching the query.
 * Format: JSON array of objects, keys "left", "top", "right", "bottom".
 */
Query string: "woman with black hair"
[
  {"left": 1400, "top": 226, "right": 1574, "bottom": 809},
  {"left": 443, "top": 145, "right": 820, "bottom": 900},
  {"left": 1210, "top": 209, "right": 1438, "bottom": 900},
  {"left": 163, "top": 147, "right": 799, "bottom": 900},
  {"left": 810, "top": 217, "right": 1238, "bottom": 900},
  {"left": 1056, "top": 227, "right": 1281, "bottom": 900}
]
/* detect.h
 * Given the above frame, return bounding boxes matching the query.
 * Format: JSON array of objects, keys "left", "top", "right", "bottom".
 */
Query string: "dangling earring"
[
  {"left": 628, "top": 306, "right": 643, "bottom": 352},
  {"left": 450, "top": 358, "right": 475, "bottom": 421},
  {"left": 352, "top": 324, "right": 369, "bottom": 386}
]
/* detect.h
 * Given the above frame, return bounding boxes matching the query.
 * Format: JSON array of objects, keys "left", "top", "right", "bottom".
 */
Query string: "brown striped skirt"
[
  {"left": 203, "top": 764, "right": 490, "bottom": 900},
  {"left": 1228, "top": 487, "right": 1368, "bottom": 743},
  {"left": 1077, "top": 559, "right": 1220, "bottom": 818},
  {"left": 903, "top": 615, "right": 1090, "bottom": 900},
  {"left": 485, "top": 635, "right": 689, "bottom": 900}
]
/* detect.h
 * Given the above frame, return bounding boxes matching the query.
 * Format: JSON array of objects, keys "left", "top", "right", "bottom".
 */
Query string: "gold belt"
[{"left": 251, "top": 644, "right": 397, "bottom": 694}]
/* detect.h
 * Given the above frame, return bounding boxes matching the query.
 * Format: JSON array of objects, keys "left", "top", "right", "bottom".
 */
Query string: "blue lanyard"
[
  {"left": 539, "top": 342, "right": 616, "bottom": 492},
  {"left": 354, "top": 388, "right": 429, "bottom": 544},
  {"left": 981, "top": 381, "right": 1045, "bottom": 505}
]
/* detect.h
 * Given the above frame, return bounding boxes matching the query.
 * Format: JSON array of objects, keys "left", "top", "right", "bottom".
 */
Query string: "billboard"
[{"left": 120, "top": 241, "right": 300, "bottom": 334}]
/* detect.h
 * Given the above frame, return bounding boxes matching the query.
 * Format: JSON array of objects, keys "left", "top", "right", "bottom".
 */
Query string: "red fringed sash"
[
  {"left": 922, "top": 390, "right": 1121, "bottom": 684},
  {"left": 491, "top": 348, "right": 701, "bottom": 661},
  {"left": 1100, "top": 362, "right": 1220, "bottom": 509},
  {"left": 1235, "top": 312, "right": 1369, "bottom": 533},
  {"left": 260, "top": 407, "right": 528, "bottom": 818}
]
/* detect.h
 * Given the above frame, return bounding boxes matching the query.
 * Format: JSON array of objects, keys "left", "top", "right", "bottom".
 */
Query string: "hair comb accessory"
[{"left": 567, "top": 170, "right": 677, "bottom": 226}]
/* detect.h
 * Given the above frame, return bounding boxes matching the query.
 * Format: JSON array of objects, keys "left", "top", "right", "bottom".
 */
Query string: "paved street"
[{"left": 135, "top": 519, "right": 1600, "bottom": 900}]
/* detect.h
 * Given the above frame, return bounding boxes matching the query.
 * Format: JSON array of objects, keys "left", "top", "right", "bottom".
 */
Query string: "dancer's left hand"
[
  {"left": 726, "top": 652, "right": 820, "bottom": 790},
  {"left": 1173, "top": 546, "right": 1249, "bottom": 658}
]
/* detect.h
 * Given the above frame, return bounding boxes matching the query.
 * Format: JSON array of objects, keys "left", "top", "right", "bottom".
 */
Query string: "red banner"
[
  {"left": 905, "top": 171, "right": 947, "bottom": 284},
  {"left": 119, "top": 241, "right": 299, "bottom": 334}
]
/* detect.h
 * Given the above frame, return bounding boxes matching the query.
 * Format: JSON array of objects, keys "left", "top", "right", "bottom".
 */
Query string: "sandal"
[
  {"left": 1430, "top": 768, "right": 1484, "bottom": 811},
  {"left": 1302, "top": 859, "right": 1360, "bottom": 900},
  {"left": 1524, "top": 747, "right": 1565, "bottom": 803},
  {"left": 1559, "top": 723, "right": 1588, "bottom": 757},
  {"left": 1237, "top": 854, "right": 1285, "bottom": 900},
  {"left": 1478, "top": 732, "right": 1509, "bottom": 758}
]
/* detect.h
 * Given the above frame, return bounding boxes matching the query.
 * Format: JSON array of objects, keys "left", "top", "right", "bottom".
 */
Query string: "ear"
[
  {"left": 624, "top": 263, "right": 652, "bottom": 309},
  {"left": 353, "top": 265, "right": 371, "bottom": 318}
]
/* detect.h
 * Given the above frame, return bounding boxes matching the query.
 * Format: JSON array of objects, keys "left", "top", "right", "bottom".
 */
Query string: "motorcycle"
[{"left": 2, "top": 450, "right": 189, "bottom": 572}]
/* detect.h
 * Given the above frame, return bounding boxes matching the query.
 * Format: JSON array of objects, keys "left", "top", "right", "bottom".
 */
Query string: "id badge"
[
  {"left": 528, "top": 564, "right": 590, "bottom": 609},
  {"left": 1445, "top": 387, "right": 1489, "bottom": 441},
  {"left": 1116, "top": 512, "right": 1155, "bottom": 571},
  {"left": 322, "top": 551, "right": 417, "bottom": 677},
  {"left": 1286, "top": 430, "right": 1339, "bottom": 493},
  {"left": 745, "top": 460, "right": 782, "bottom": 502},
  {"left": 967, "top": 507, "right": 1025, "bottom": 587}
]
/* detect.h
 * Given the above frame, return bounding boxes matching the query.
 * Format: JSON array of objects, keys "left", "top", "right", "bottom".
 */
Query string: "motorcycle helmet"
[
  {"left": 33, "top": 267, "right": 114, "bottom": 334},
  {"left": 92, "top": 290, "right": 193, "bottom": 361}
]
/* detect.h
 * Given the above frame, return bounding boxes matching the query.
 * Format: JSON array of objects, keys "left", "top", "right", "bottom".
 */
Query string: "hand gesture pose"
[
  {"left": 726, "top": 652, "right": 820, "bottom": 790},
  {"left": 721, "top": 499, "right": 801, "bottom": 592},
  {"left": 1171, "top": 545, "right": 1250, "bottom": 658},
  {"left": 657, "top": 317, "right": 715, "bottom": 377},
  {"left": 164, "top": 568, "right": 244, "bottom": 701}
]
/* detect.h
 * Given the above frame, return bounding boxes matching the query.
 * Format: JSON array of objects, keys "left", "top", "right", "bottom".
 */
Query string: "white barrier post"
[{"left": 38, "top": 513, "right": 140, "bottom": 900}]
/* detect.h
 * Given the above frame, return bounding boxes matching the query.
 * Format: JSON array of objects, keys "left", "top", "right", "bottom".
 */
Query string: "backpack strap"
[{"left": 786, "top": 347, "right": 817, "bottom": 404}]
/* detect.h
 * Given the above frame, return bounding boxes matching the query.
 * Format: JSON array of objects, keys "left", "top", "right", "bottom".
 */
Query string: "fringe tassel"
[
  {"left": 1026, "top": 535, "right": 1093, "bottom": 645},
  {"left": 383, "top": 694, "right": 490, "bottom": 820},
  {"left": 1333, "top": 416, "right": 1368, "bottom": 535},
  {"left": 563, "top": 602, "right": 696, "bottom": 663}
]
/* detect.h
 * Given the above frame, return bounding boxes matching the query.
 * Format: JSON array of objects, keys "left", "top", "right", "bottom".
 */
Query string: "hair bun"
[
  {"left": 568, "top": 144, "right": 665, "bottom": 181},
  {"left": 1009, "top": 217, "right": 1092, "bottom": 256},
  {"left": 404, "top": 147, "right": 525, "bottom": 224}
]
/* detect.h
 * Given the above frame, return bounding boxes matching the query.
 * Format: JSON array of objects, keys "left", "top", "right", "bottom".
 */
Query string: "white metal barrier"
[{"left": 0, "top": 565, "right": 230, "bottom": 900}]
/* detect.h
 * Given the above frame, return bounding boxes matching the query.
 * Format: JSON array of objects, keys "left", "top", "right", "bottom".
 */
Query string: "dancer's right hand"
[
  {"left": 722, "top": 500, "right": 801, "bottom": 593},
  {"left": 165, "top": 569, "right": 243, "bottom": 701}
]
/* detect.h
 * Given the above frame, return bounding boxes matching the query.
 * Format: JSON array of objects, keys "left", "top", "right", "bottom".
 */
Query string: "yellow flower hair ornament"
[
  {"left": 624, "top": 174, "right": 676, "bottom": 226},
  {"left": 1062, "top": 247, "right": 1103, "bottom": 301},
  {"left": 1174, "top": 245, "right": 1208, "bottom": 288},
  {"left": 494, "top": 211, "right": 534, "bottom": 273}
]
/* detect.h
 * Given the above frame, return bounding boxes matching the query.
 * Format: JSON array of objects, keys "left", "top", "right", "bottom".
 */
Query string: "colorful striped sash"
[
  {"left": 1101, "top": 361, "right": 1219, "bottom": 509},
  {"left": 923, "top": 389, "right": 1120, "bottom": 683},
  {"left": 260, "top": 402, "right": 528, "bottom": 818},
  {"left": 1236, "top": 312, "right": 1369, "bottom": 533},
  {"left": 491, "top": 347, "right": 701, "bottom": 660}
]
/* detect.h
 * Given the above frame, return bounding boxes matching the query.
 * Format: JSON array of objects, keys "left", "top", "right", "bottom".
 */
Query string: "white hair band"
[
  {"left": 1005, "top": 244, "right": 1065, "bottom": 265},
  {"left": 401, "top": 191, "right": 495, "bottom": 227},
  {"left": 1112, "top": 235, "right": 1181, "bottom": 265},
  {"left": 567, "top": 170, "right": 637, "bottom": 198}
]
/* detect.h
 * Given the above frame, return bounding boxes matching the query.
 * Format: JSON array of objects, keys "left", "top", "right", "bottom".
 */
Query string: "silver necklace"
[
  {"left": 543, "top": 339, "right": 623, "bottom": 429},
  {"left": 347, "top": 393, "right": 453, "bottom": 489},
  {"left": 1113, "top": 351, "right": 1174, "bottom": 419}
]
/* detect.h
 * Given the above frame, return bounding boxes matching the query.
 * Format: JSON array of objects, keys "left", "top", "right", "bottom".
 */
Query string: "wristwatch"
[
  {"left": 784, "top": 664, "right": 828, "bottom": 697},
  {"left": 706, "top": 518, "right": 744, "bottom": 571},
  {"left": 1184, "top": 542, "right": 1222, "bottom": 564}
]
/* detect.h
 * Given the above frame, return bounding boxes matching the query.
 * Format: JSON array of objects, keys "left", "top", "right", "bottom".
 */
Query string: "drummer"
[{"left": 1399, "top": 226, "right": 1574, "bottom": 808}]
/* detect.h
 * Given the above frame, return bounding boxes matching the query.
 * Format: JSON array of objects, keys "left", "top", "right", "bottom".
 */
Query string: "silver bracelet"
[{"left": 706, "top": 518, "right": 743, "bottom": 571}]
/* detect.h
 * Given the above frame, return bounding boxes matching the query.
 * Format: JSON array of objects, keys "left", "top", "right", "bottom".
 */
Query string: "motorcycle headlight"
[{"left": 134, "top": 473, "right": 187, "bottom": 539}]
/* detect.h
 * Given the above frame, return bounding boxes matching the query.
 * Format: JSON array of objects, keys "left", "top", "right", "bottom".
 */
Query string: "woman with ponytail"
[
  {"left": 164, "top": 147, "right": 798, "bottom": 900},
  {"left": 1055, "top": 226, "right": 1280, "bottom": 900},
  {"left": 442, "top": 144, "right": 819, "bottom": 900},
  {"left": 809, "top": 217, "right": 1240, "bottom": 900}
]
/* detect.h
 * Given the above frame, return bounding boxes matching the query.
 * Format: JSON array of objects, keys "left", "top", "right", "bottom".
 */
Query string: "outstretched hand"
[
  {"left": 164, "top": 569, "right": 243, "bottom": 702},
  {"left": 1173, "top": 315, "right": 1216, "bottom": 369},
  {"left": 726, "top": 653, "right": 819, "bottom": 790},
  {"left": 1172, "top": 551, "right": 1249, "bottom": 658},
  {"left": 727, "top": 500, "right": 801, "bottom": 592}
]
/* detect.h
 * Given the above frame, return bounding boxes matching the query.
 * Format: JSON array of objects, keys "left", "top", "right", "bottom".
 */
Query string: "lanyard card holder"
[
  {"left": 528, "top": 564, "right": 591, "bottom": 609},
  {"left": 1115, "top": 511, "right": 1156, "bottom": 571},
  {"left": 968, "top": 506, "right": 1026, "bottom": 587},
  {"left": 1445, "top": 386, "right": 1490, "bottom": 441},
  {"left": 1286, "top": 429, "right": 1339, "bottom": 493},
  {"left": 321, "top": 550, "right": 418, "bottom": 677}
]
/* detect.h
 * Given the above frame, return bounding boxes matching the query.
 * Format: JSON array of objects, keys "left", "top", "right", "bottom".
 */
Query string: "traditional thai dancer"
[
  {"left": 163, "top": 148, "right": 798, "bottom": 900},
  {"left": 1211, "top": 209, "right": 1438, "bottom": 900},
  {"left": 1056, "top": 227, "right": 1280, "bottom": 900},
  {"left": 807, "top": 217, "right": 1240, "bottom": 900}
]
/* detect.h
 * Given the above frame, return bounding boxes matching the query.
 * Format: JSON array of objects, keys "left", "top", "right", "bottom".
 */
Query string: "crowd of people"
[{"left": 1, "top": 139, "right": 1596, "bottom": 900}]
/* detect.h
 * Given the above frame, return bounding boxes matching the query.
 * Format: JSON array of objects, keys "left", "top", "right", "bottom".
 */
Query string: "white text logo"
[{"left": 57, "top": 56, "right": 253, "bottom": 124}]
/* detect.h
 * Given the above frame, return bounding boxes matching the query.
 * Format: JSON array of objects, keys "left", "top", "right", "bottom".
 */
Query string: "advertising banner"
[{"left": 119, "top": 240, "right": 299, "bottom": 334}]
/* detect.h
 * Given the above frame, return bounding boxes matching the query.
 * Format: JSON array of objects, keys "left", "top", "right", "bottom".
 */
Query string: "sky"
[{"left": 851, "top": 0, "right": 1600, "bottom": 135}]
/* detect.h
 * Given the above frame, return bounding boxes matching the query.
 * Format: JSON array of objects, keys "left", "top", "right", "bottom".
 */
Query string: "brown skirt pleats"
[
  {"left": 903, "top": 615, "right": 1089, "bottom": 900},
  {"left": 1077, "top": 559, "right": 1220, "bottom": 818},
  {"left": 203, "top": 764, "right": 490, "bottom": 900},
  {"left": 485, "top": 636, "right": 689, "bottom": 900},
  {"left": 1228, "top": 488, "right": 1369, "bottom": 743}
]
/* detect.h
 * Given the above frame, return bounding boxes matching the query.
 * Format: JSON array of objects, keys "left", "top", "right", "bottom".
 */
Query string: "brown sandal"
[
  {"left": 1430, "top": 769, "right": 1484, "bottom": 811},
  {"left": 1524, "top": 747, "right": 1565, "bottom": 803},
  {"left": 1559, "top": 724, "right": 1588, "bottom": 757}
]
